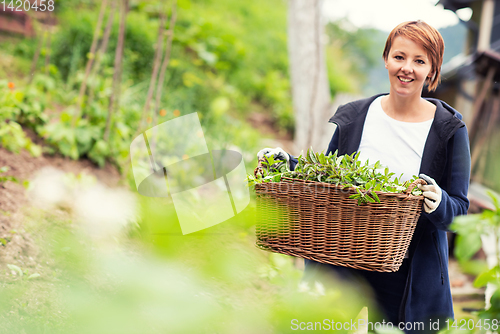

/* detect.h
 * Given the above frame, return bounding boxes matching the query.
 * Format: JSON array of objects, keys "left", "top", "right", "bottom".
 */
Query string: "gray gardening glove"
[{"left": 418, "top": 173, "right": 442, "bottom": 214}]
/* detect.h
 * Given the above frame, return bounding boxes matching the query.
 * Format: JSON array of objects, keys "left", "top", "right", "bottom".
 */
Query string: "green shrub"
[
  {"left": 452, "top": 191, "right": 500, "bottom": 323},
  {"left": 50, "top": 11, "right": 155, "bottom": 83},
  {"left": 0, "top": 81, "right": 43, "bottom": 156}
]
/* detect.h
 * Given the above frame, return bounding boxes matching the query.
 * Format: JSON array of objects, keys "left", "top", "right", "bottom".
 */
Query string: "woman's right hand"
[{"left": 255, "top": 147, "right": 290, "bottom": 177}]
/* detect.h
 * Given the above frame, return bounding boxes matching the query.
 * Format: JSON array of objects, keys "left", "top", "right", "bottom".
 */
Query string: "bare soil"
[{"left": 0, "top": 131, "right": 121, "bottom": 267}]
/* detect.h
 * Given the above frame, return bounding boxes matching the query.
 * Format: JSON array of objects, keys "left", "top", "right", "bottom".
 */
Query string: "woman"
[{"left": 258, "top": 21, "right": 470, "bottom": 332}]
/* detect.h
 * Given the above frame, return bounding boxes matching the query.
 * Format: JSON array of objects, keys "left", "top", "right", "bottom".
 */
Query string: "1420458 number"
[
  {"left": 446, "top": 319, "right": 499, "bottom": 331},
  {"left": 1, "top": 0, "right": 55, "bottom": 12}
]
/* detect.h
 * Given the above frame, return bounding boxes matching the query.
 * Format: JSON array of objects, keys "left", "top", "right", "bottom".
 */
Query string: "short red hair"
[{"left": 383, "top": 20, "right": 444, "bottom": 92}]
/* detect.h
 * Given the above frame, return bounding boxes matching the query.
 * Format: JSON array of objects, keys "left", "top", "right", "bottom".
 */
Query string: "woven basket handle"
[
  {"left": 254, "top": 157, "right": 268, "bottom": 177},
  {"left": 405, "top": 178, "right": 427, "bottom": 195}
]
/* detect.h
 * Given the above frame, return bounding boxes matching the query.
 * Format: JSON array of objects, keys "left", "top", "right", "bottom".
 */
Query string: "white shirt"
[{"left": 357, "top": 96, "right": 433, "bottom": 182}]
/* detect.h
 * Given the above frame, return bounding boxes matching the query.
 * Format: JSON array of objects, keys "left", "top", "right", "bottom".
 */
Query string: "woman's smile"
[{"left": 398, "top": 76, "right": 414, "bottom": 83}]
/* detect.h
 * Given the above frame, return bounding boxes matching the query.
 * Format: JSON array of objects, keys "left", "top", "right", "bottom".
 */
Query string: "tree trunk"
[
  {"left": 72, "top": 0, "right": 109, "bottom": 127},
  {"left": 288, "top": 0, "right": 331, "bottom": 154},
  {"left": 104, "top": 0, "right": 129, "bottom": 142},
  {"left": 153, "top": 1, "right": 178, "bottom": 124},
  {"left": 140, "top": 10, "right": 168, "bottom": 129}
]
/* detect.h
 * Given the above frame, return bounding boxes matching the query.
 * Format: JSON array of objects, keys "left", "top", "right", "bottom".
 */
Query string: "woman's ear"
[{"left": 427, "top": 72, "right": 435, "bottom": 84}]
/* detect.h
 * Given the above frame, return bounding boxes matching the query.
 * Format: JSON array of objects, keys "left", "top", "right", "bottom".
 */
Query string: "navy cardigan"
[{"left": 290, "top": 94, "right": 471, "bottom": 332}]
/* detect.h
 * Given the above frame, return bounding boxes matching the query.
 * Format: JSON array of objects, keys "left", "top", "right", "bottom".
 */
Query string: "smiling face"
[{"left": 384, "top": 36, "right": 434, "bottom": 98}]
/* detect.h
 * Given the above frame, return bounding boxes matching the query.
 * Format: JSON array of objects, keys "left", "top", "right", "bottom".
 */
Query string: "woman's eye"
[
  {"left": 416, "top": 59, "right": 425, "bottom": 64},
  {"left": 395, "top": 55, "right": 403, "bottom": 60}
]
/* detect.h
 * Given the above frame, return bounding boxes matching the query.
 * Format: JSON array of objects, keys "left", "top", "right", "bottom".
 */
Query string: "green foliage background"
[
  {"left": 1, "top": 0, "right": 389, "bottom": 173},
  {"left": 5, "top": 0, "right": 321, "bottom": 172}
]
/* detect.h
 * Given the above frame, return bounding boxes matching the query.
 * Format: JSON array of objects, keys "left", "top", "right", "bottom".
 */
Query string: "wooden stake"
[
  {"left": 86, "top": 0, "right": 117, "bottom": 113},
  {"left": 140, "top": 9, "right": 168, "bottom": 129},
  {"left": 153, "top": 1, "right": 178, "bottom": 124},
  {"left": 28, "top": 30, "right": 45, "bottom": 84},
  {"left": 469, "top": 66, "right": 496, "bottom": 144},
  {"left": 72, "top": 0, "right": 109, "bottom": 127},
  {"left": 104, "top": 0, "right": 129, "bottom": 142},
  {"left": 471, "top": 92, "right": 500, "bottom": 173},
  {"left": 44, "top": 13, "right": 52, "bottom": 76}
]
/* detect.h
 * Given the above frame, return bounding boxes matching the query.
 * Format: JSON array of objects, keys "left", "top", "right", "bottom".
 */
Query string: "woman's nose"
[{"left": 400, "top": 62, "right": 413, "bottom": 74}]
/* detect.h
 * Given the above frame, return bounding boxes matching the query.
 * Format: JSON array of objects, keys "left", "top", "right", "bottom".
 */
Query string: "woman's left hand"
[{"left": 418, "top": 174, "right": 442, "bottom": 213}]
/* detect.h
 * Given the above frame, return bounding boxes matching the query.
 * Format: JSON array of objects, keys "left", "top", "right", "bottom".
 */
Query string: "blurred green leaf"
[
  {"left": 454, "top": 233, "right": 482, "bottom": 262},
  {"left": 474, "top": 266, "right": 500, "bottom": 288},
  {"left": 210, "top": 96, "right": 230, "bottom": 117},
  {"left": 7, "top": 264, "right": 23, "bottom": 277},
  {"left": 27, "top": 273, "right": 41, "bottom": 280}
]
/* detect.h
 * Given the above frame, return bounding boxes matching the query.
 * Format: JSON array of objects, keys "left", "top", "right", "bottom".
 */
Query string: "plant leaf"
[
  {"left": 454, "top": 233, "right": 482, "bottom": 262},
  {"left": 7, "top": 264, "right": 23, "bottom": 277},
  {"left": 28, "top": 273, "right": 41, "bottom": 280}
]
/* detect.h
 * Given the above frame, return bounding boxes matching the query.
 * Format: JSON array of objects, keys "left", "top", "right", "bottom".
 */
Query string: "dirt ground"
[{"left": 0, "top": 133, "right": 121, "bottom": 267}]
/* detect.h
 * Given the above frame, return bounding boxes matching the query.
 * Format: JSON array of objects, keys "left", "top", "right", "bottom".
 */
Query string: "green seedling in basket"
[{"left": 248, "top": 148, "right": 423, "bottom": 204}]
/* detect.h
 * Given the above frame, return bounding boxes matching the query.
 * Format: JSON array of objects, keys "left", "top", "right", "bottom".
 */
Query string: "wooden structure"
[
  {"left": 0, "top": 1, "right": 54, "bottom": 37},
  {"left": 0, "top": 6, "right": 34, "bottom": 37},
  {"left": 434, "top": 0, "right": 500, "bottom": 310},
  {"left": 431, "top": 0, "right": 500, "bottom": 188},
  {"left": 467, "top": 50, "right": 500, "bottom": 173}
]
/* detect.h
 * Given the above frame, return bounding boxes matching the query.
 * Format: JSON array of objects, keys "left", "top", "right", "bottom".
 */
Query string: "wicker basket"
[{"left": 255, "top": 177, "right": 425, "bottom": 272}]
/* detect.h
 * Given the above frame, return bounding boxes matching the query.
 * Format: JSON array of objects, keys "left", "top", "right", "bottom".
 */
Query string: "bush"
[
  {"left": 50, "top": 11, "right": 155, "bottom": 83},
  {"left": 0, "top": 81, "right": 43, "bottom": 156}
]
